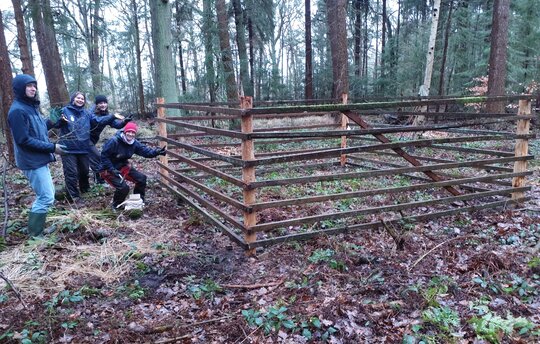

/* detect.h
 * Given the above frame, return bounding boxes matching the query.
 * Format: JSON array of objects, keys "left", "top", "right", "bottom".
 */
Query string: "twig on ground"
[
  {"left": 148, "top": 315, "right": 234, "bottom": 334},
  {"left": 408, "top": 235, "right": 478, "bottom": 272},
  {"left": 0, "top": 271, "right": 27, "bottom": 309},
  {"left": 222, "top": 277, "right": 285, "bottom": 290},
  {"left": 153, "top": 334, "right": 191, "bottom": 344}
]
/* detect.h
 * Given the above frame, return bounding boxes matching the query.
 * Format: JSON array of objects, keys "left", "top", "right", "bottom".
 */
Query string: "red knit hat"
[{"left": 124, "top": 122, "right": 138, "bottom": 133}]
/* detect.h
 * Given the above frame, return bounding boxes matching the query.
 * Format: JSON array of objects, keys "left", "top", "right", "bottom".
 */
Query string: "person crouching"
[{"left": 99, "top": 122, "right": 166, "bottom": 211}]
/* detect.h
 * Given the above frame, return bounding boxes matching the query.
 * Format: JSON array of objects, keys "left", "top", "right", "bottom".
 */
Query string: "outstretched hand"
[
  {"left": 157, "top": 146, "right": 167, "bottom": 156},
  {"left": 54, "top": 144, "right": 68, "bottom": 155},
  {"left": 123, "top": 114, "right": 134, "bottom": 123}
]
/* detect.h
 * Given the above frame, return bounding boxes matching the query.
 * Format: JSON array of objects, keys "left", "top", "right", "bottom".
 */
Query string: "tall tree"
[
  {"left": 305, "top": 0, "right": 313, "bottom": 99},
  {"left": 202, "top": 0, "right": 216, "bottom": 103},
  {"left": 150, "top": 0, "right": 178, "bottom": 109},
  {"left": 486, "top": 0, "right": 510, "bottom": 113},
  {"left": 0, "top": 10, "right": 15, "bottom": 161},
  {"left": 325, "top": 0, "right": 349, "bottom": 99},
  {"left": 232, "top": 0, "right": 253, "bottom": 97},
  {"left": 12, "top": 0, "right": 35, "bottom": 75},
  {"left": 29, "top": 0, "right": 69, "bottom": 108},
  {"left": 174, "top": 2, "right": 188, "bottom": 96},
  {"left": 131, "top": 0, "right": 145, "bottom": 115},
  {"left": 216, "top": 0, "right": 238, "bottom": 103},
  {"left": 419, "top": 0, "right": 441, "bottom": 98}
]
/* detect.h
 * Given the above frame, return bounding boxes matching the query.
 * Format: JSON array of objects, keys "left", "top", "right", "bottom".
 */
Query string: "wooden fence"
[{"left": 154, "top": 95, "right": 535, "bottom": 251}]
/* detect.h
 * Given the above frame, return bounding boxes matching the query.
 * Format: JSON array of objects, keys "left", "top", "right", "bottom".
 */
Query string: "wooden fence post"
[
  {"left": 157, "top": 98, "right": 169, "bottom": 186},
  {"left": 340, "top": 93, "right": 349, "bottom": 166},
  {"left": 511, "top": 99, "right": 531, "bottom": 202},
  {"left": 240, "top": 96, "right": 256, "bottom": 254}
]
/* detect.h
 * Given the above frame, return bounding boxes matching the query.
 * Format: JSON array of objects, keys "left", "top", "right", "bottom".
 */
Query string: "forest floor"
[{"left": 0, "top": 121, "right": 539, "bottom": 344}]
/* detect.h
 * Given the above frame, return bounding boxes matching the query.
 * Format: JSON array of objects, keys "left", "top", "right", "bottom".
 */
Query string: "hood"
[{"left": 12, "top": 74, "right": 38, "bottom": 102}]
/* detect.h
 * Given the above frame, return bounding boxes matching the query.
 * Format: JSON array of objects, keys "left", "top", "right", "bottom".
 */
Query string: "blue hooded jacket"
[
  {"left": 99, "top": 130, "right": 161, "bottom": 171},
  {"left": 7, "top": 74, "right": 56, "bottom": 170},
  {"left": 56, "top": 93, "right": 117, "bottom": 153}
]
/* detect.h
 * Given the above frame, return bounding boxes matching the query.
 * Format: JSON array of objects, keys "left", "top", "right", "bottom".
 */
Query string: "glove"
[
  {"left": 123, "top": 114, "right": 133, "bottom": 123},
  {"left": 55, "top": 114, "right": 69, "bottom": 127},
  {"left": 54, "top": 144, "right": 67, "bottom": 155},
  {"left": 157, "top": 147, "right": 167, "bottom": 156}
]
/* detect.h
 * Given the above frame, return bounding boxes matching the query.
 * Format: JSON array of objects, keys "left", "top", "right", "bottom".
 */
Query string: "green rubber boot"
[{"left": 28, "top": 212, "right": 47, "bottom": 237}]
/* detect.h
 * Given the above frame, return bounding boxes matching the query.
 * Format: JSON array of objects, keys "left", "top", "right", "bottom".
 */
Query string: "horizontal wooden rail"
[
  {"left": 155, "top": 117, "right": 246, "bottom": 139},
  {"left": 247, "top": 197, "right": 530, "bottom": 248},
  {"left": 159, "top": 171, "right": 246, "bottom": 232},
  {"left": 159, "top": 177, "right": 247, "bottom": 249},
  {"left": 250, "top": 171, "right": 530, "bottom": 211},
  {"left": 249, "top": 186, "right": 529, "bottom": 232},
  {"left": 244, "top": 135, "right": 532, "bottom": 167},
  {"left": 159, "top": 136, "right": 245, "bottom": 167},
  {"left": 245, "top": 95, "right": 535, "bottom": 115},
  {"left": 160, "top": 163, "right": 247, "bottom": 211},
  {"left": 165, "top": 151, "right": 245, "bottom": 187},
  {"left": 247, "top": 155, "right": 533, "bottom": 189}
]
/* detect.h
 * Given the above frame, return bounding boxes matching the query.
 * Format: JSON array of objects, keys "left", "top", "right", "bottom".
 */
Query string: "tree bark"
[
  {"left": 89, "top": 0, "right": 102, "bottom": 94},
  {"left": 150, "top": 0, "right": 178, "bottom": 113},
  {"left": 175, "top": 1, "right": 187, "bottom": 95},
  {"left": 216, "top": 0, "right": 238, "bottom": 103},
  {"left": 438, "top": 0, "right": 454, "bottom": 98},
  {"left": 486, "top": 0, "right": 510, "bottom": 113},
  {"left": 202, "top": 0, "right": 216, "bottom": 103},
  {"left": 232, "top": 0, "right": 253, "bottom": 97},
  {"left": 305, "top": 0, "right": 313, "bottom": 99},
  {"left": 12, "top": 0, "right": 35, "bottom": 76},
  {"left": 0, "top": 10, "right": 15, "bottom": 162},
  {"left": 325, "top": 0, "right": 349, "bottom": 99},
  {"left": 131, "top": 0, "right": 145, "bottom": 116},
  {"left": 29, "top": 0, "right": 69, "bottom": 108}
]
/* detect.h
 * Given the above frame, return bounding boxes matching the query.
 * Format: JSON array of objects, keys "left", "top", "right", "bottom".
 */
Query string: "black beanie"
[{"left": 95, "top": 95, "right": 108, "bottom": 104}]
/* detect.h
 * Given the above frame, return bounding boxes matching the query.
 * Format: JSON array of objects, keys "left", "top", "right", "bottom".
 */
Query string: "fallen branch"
[
  {"left": 221, "top": 277, "right": 285, "bottom": 290},
  {"left": 408, "top": 235, "right": 479, "bottom": 271},
  {"left": 0, "top": 271, "right": 27, "bottom": 309},
  {"left": 147, "top": 315, "right": 234, "bottom": 334},
  {"left": 154, "top": 334, "right": 191, "bottom": 344}
]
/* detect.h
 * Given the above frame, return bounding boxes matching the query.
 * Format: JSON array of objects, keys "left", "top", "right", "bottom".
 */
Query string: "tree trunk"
[
  {"left": 232, "top": 0, "right": 253, "bottom": 97},
  {"left": 150, "top": 0, "right": 178, "bottom": 114},
  {"left": 438, "top": 0, "right": 454, "bottom": 98},
  {"left": 305, "top": 0, "right": 313, "bottom": 100},
  {"left": 353, "top": 0, "right": 362, "bottom": 79},
  {"left": 325, "top": 0, "right": 349, "bottom": 99},
  {"left": 216, "top": 0, "right": 238, "bottom": 103},
  {"left": 89, "top": 0, "right": 102, "bottom": 94},
  {"left": 486, "top": 0, "right": 510, "bottom": 113},
  {"left": 420, "top": 0, "right": 441, "bottom": 98},
  {"left": 175, "top": 1, "right": 187, "bottom": 95},
  {"left": 131, "top": 0, "right": 145, "bottom": 116},
  {"left": 0, "top": 10, "right": 15, "bottom": 162},
  {"left": 29, "top": 0, "right": 69, "bottom": 108},
  {"left": 202, "top": 0, "right": 216, "bottom": 103},
  {"left": 12, "top": 0, "right": 35, "bottom": 76}
]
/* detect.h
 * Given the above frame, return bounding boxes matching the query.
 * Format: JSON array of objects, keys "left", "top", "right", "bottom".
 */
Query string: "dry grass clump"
[{"left": 0, "top": 210, "right": 181, "bottom": 299}]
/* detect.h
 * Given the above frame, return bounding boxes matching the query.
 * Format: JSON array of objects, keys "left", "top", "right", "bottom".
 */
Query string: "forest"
[{"left": 0, "top": 0, "right": 539, "bottom": 343}]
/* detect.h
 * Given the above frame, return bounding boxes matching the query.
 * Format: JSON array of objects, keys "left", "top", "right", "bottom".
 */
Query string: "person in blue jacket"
[
  {"left": 56, "top": 91, "right": 119, "bottom": 202},
  {"left": 88, "top": 95, "right": 129, "bottom": 185},
  {"left": 99, "top": 122, "right": 166, "bottom": 210},
  {"left": 7, "top": 74, "right": 67, "bottom": 236}
]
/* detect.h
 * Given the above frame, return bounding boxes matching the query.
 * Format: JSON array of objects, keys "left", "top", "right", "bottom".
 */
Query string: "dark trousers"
[
  {"left": 61, "top": 154, "right": 90, "bottom": 199},
  {"left": 100, "top": 165, "right": 147, "bottom": 207},
  {"left": 88, "top": 144, "right": 104, "bottom": 183}
]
